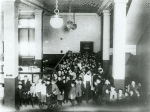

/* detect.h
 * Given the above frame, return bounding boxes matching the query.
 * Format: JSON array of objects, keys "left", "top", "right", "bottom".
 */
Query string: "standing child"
[
  {"left": 35, "top": 79, "right": 42, "bottom": 107},
  {"left": 62, "top": 79, "right": 67, "bottom": 104},
  {"left": 40, "top": 81, "right": 47, "bottom": 108},
  {"left": 83, "top": 69, "right": 92, "bottom": 103},
  {"left": 79, "top": 78, "right": 84, "bottom": 104},
  {"left": 66, "top": 76, "right": 72, "bottom": 103},
  {"left": 102, "top": 89, "right": 110, "bottom": 105},
  {"left": 16, "top": 81, "right": 23, "bottom": 111},
  {"left": 51, "top": 79, "right": 59, "bottom": 107},
  {"left": 68, "top": 82, "right": 76, "bottom": 107},
  {"left": 57, "top": 77, "right": 65, "bottom": 106},
  {"left": 29, "top": 82, "right": 36, "bottom": 108},
  {"left": 75, "top": 78, "right": 82, "bottom": 106},
  {"left": 46, "top": 80, "right": 53, "bottom": 109}
]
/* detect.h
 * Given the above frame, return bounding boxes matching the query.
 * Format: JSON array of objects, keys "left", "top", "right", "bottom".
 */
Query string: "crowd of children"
[{"left": 16, "top": 52, "right": 145, "bottom": 110}]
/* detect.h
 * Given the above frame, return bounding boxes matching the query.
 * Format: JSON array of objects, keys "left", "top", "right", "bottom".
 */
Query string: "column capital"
[
  {"left": 35, "top": 9, "right": 43, "bottom": 15},
  {"left": 114, "top": 0, "right": 128, "bottom": 3},
  {"left": 103, "top": 10, "right": 110, "bottom": 16}
]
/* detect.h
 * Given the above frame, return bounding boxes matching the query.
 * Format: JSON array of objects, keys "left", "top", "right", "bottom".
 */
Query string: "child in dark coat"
[
  {"left": 56, "top": 77, "right": 65, "bottom": 106},
  {"left": 66, "top": 76, "right": 72, "bottom": 103},
  {"left": 68, "top": 82, "right": 76, "bottom": 107},
  {"left": 117, "top": 89, "right": 126, "bottom": 104},
  {"left": 16, "top": 82, "right": 23, "bottom": 111},
  {"left": 102, "top": 89, "right": 110, "bottom": 105},
  {"left": 46, "top": 80, "right": 53, "bottom": 109}
]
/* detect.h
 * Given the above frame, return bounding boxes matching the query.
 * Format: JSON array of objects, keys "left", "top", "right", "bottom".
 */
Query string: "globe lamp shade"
[{"left": 50, "top": 15, "right": 63, "bottom": 28}]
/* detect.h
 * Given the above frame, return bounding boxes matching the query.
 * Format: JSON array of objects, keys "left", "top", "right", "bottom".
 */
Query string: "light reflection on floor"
[
  {"left": 20, "top": 100, "right": 150, "bottom": 112},
  {"left": 0, "top": 100, "right": 150, "bottom": 112}
]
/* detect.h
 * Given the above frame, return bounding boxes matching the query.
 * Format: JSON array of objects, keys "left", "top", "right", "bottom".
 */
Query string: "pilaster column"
[
  {"left": 35, "top": 10, "right": 43, "bottom": 71},
  {"left": 0, "top": 0, "right": 4, "bottom": 72},
  {"left": 113, "top": 0, "right": 128, "bottom": 90},
  {"left": 102, "top": 10, "right": 110, "bottom": 75},
  {"left": 3, "top": 0, "right": 19, "bottom": 107},
  {"left": 0, "top": 0, "right": 4, "bottom": 85}
]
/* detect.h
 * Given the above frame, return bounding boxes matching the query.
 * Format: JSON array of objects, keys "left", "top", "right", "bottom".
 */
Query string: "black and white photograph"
[{"left": 0, "top": 0, "right": 150, "bottom": 112}]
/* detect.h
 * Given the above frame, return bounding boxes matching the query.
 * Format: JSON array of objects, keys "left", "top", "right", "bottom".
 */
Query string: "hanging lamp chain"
[
  {"left": 54, "top": 0, "right": 59, "bottom": 14},
  {"left": 68, "top": 0, "right": 72, "bottom": 21},
  {"left": 56, "top": 0, "right": 58, "bottom": 10}
]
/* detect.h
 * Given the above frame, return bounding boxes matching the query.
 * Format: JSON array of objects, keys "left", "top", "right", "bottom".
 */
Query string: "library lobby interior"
[{"left": 0, "top": 0, "right": 150, "bottom": 112}]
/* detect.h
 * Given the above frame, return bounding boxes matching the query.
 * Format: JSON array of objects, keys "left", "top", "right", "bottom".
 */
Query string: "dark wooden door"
[{"left": 80, "top": 41, "right": 93, "bottom": 54}]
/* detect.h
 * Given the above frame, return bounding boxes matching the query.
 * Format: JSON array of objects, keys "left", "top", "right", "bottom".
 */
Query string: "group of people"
[{"left": 16, "top": 52, "right": 144, "bottom": 110}]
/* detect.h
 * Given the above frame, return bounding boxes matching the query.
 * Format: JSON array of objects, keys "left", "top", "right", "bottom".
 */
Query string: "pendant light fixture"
[
  {"left": 72, "top": 12, "right": 77, "bottom": 30},
  {"left": 50, "top": 0, "right": 63, "bottom": 28},
  {"left": 66, "top": 0, "right": 73, "bottom": 30}
]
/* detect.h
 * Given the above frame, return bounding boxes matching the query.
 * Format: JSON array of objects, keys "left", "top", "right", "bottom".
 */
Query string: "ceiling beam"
[
  {"left": 20, "top": 0, "right": 54, "bottom": 15},
  {"left": 97, "top": 0, "right": 113, "bottom": 15},
  {"left": 19, "top": 2, "right": 35, "bottom": 9}
]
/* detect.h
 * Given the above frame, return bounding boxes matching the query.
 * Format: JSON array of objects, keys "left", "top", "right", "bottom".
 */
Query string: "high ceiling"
[
  {"left": 19, "top": 0, "right": 111, "bottom": 15},
  {"left": 36, "top": 0, "right": 103, "bottom": 13}
]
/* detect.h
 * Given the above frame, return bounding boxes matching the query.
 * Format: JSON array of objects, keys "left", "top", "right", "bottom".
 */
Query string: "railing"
[{"left": 51, "top": 51, "right": 69, "bottom": 73}]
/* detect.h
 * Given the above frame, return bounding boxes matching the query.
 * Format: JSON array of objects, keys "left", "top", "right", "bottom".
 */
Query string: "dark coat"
[
  {"left": 22, "top": 80, "right": 31, "bottom": 92},
  {"left": 46, "top": 84, "right": 53, "bottom": 105},
  {"left": 16, "top": 88, "right": 23, "bottom": 107},
  {"left": 56, "top": 80, "right": 65, "bottom": 93},
  {"left": 46, "top": 84, "right": 52, "bottom": 95},
  {"left": 56, "top": 80, "right": 65, "bottom": 100},
  {"left": 102, "top": 93, "right": 110, "bottom": 102},
  {"left": 16, "top": 88, "right": 23, "bottom": 99},
  {"left": 102, "top": 84, "right": 111, "bottom": 96},
  {"left": 66, "top": 80, "right": 72, "bottom": 92},
  {"left": 97, "top": 82, "right": 103, "bottom": 96}
]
